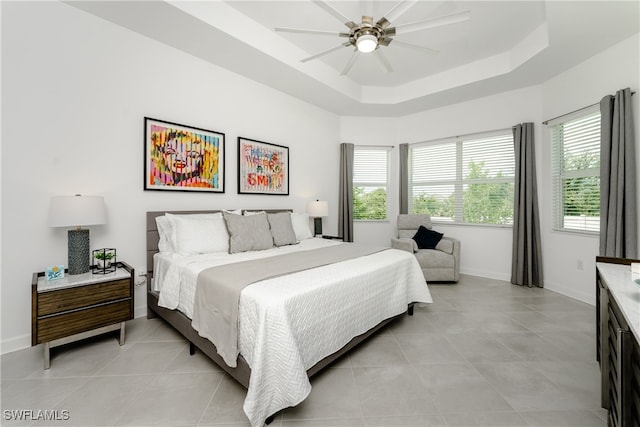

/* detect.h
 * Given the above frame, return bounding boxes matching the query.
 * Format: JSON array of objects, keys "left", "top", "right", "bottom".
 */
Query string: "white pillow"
[
  {"left": 156, "top": 215, "right": 175, "bottom": 253},
  {"left": 164, "top": 213, "right": 228, "bottom": 254},
  {"left": 291, "top": 212, "right": 313, "bottom": 241}
]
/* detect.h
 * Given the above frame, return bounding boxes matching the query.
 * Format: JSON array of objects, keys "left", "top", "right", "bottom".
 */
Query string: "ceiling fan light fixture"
[{"left": 356, "top": 34, "right": 378, "bottom": 53}]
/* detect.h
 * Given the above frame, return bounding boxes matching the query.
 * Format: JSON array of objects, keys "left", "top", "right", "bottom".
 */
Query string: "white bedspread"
[{"left": 154, "top": 238, "right": 431, "bottom": 426}]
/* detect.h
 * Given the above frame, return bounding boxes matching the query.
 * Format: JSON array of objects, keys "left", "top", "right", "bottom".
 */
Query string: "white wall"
[
  {"left": 539, "top": 33, "right": 640, "bottom": 303},
  {"left": 1, "top": 2, "right": 339, "bottom": 353}
]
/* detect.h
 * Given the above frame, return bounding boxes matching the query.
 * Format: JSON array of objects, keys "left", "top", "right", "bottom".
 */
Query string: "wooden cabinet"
[
  {"left": 31, "top": 262, "right": 134, "bottom": 369},
  {"left": 596, "top": 257, "right": 640, "bottom": 427}
]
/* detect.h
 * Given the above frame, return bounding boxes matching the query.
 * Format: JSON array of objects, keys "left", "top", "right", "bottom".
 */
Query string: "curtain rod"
[{"left": 543, "top": 90, "right": 636, "bottom": 125}]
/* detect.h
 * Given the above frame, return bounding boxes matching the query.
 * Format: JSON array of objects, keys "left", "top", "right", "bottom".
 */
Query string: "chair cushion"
[
  {"left": 414, "top": 249, "right": 455, "bottom": 268},
  {"left": 435, "top": 239, "right": 454, "bottom": 254},
  {"left": 412, "top": 226, "right": 443, "bottom": 249}
]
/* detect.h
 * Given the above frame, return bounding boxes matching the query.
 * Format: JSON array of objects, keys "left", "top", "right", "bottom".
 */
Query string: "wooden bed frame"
[{"left": 145, "top": 209, "right": 413, "bottom": 422}]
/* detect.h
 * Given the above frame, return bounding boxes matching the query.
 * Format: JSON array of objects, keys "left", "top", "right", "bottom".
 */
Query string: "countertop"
[
  {"left": 597, "top": 262, "right": 640, "bottom": 342},
  {"left": 37, "top": 267, "right": 131, "bottom": 293}
]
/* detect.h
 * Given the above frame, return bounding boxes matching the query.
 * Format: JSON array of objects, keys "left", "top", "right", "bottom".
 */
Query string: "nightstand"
[{"left": 31, "top": 262, "right": 134, "bottom": 369}]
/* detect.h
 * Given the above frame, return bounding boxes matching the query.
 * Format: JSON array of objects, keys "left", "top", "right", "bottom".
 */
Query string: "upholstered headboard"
[{"left": 145, "top": 209, "right": 293, "bottom": 278}]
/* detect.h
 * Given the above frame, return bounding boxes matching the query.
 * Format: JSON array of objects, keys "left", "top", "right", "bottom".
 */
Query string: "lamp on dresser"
[
  {"left": 48, "top": 194, "right": 106, "bottom": 275},
  {"left": 307, "top": 200, "right": 328, "bottom": 236}
]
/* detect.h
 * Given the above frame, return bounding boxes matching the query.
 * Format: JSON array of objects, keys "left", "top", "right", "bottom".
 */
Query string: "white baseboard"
[
  {"left": 1, "top": 333, "right": 31, "bottom": 355},
  {"left": 544, "top": 279, "right": 595, "bottom": 306},
  {"left": 460, "top": 267, "right": 511, "bottom": 282},
  {"left": 460, "top": 269, "right": 595, "bottom": 306},
  {"left": 134, "top": 302, "right": 149, "bottom": 319}
]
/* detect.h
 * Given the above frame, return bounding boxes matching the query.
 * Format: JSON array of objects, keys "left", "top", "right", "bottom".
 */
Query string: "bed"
[{"left": 146, "top": 209, "right": 432, "bottom": 426}]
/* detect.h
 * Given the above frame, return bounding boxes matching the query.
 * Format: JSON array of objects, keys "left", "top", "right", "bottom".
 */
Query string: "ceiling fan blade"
[
  {"left": 390, "top": 40, "right": 439, "bottom": 54},
  {"left": 301, "top": 44, "right": 350, "bottom": 63},
  {"left": 311, "top": 0, "right": 357, "bottom": 29},
  {"left": 275, "top": 27, "right": 348, "bottom": 37},
  {"left": 378, "top": 0, "right": 419, "bottom": 26},
  {"left": 392, "top": 10, "right": 471, "bottom": 35},
  {"left": 373, "top": 49, "right": 393, "bottom": 74},
  {"left": 340, "top": 50, "right": 360, "bottom": 76}
]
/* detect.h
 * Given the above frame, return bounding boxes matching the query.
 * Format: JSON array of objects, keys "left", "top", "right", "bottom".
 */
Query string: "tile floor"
[{"left": 1, "top": 275, "right": 607, "bottom": 426}]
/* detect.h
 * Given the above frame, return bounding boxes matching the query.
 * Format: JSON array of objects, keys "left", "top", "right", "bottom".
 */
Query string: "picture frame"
[
  {"left": 45, "top": 265, "right": 65, "bottom": 281},
  {"left": 144, "top": 117, "right": 225, "bottom": 193},
  {"left": 237, "top": 137, "right": 289, "bottom": 195}
]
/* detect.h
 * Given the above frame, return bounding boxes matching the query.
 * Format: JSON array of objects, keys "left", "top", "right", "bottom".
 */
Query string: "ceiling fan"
[{"left": 275, "top": 0, "right": 470, "bottom": 76}]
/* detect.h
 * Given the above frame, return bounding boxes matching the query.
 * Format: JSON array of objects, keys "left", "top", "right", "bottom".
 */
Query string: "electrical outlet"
[
  {"left": 135, "top": 268, "right": 147, "bottom": 286},
  {"left": 577, "top": 259, "right": 584, "bottom": 270}
]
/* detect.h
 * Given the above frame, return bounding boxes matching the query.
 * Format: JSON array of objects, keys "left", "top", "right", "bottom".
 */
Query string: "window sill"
[
  {"left": 431, "top": 221, "right": 512, "bottom": 230},
  {"left": 551, "top": 228, "right": 599, "bottom": 238}
]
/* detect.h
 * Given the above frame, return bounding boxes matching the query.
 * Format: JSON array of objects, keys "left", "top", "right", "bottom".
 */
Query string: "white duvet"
[{"left": 154, "top": 238, "right": 432, "bottom": 426}]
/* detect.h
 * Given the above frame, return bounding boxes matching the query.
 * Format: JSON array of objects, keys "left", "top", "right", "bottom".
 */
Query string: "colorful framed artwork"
[
  {"left": 237, "top": 137, "right": 289, "bottom": 195},
  {"left": 144, "top": 117, "right": 225, "bottom": 192}
]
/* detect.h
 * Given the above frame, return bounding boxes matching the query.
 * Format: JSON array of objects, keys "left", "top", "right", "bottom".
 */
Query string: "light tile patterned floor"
[{"left": 1, "top": 275, "right": 607, "bottom": 426}]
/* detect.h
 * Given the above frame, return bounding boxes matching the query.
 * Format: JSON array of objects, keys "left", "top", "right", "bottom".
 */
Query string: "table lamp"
[
  {"left": 48, "top": 194, "right": 106, "bottom": 275},
  {"left": 307, "top": 200, "right": 328, "bottom": 236}
]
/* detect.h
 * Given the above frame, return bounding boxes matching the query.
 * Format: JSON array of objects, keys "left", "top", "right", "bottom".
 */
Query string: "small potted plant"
[{"left": 93, "top": 248, "right": 116, "bottom": 274}]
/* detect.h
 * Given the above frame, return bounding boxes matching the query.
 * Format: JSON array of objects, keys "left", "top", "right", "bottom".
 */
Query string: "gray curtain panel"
[
  {"left": 599, "top": 88, "right": 638, "bottom": 258},
  {"left": 511, "top": 123, "right": 544, "bottom": 288},
  {"left": 399, "top": 143, "right": 409, "bottom": 214},
  {"left": 338, "top": 143, "right": 354, "bottom": 242}
]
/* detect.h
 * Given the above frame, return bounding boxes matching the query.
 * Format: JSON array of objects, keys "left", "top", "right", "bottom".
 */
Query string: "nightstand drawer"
[
  {"left": 36, "top": 300, "right": 131, "bottom": 343},
  {"left": 37, "top": 279, "right": 131, "bottom": 316}
]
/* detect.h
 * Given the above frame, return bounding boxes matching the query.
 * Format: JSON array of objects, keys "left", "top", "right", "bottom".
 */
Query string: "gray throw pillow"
[
  {"left": 267, "top": 212, "right": 298, "bottom": 247},
  {"left": 222, "top": 211, "right": 273, "bottom": 254}
]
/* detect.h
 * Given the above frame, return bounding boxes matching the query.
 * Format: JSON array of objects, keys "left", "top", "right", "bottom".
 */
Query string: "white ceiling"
[{"left": 69, "top": 0, "right": 639, "bottom": 116}]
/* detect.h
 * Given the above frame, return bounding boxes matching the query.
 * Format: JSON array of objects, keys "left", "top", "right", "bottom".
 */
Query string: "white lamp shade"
[
  {"left": 307, "top": 200, "right": 329, "bottom": 218},
  {"left": 356, "top": 34, "right": 378, "bottom": 53},
  {"left": 48, "top": 195, "right": 106, "bottom": 228}
]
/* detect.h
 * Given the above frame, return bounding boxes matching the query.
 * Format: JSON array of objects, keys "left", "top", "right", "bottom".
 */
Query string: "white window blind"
[
  {"left": 353, "top": 147, "right": 389, "bottom": 220},
  {"left": 409, "top": 130, "right": 515, "bottom": 225},
  {"left": 551, "top": 108, "right": 601, "bottom": 233}
]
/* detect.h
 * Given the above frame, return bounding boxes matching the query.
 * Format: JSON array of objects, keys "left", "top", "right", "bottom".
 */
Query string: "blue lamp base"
[{"left": 68, "top": 229, "right": 90, "bottom": 275}]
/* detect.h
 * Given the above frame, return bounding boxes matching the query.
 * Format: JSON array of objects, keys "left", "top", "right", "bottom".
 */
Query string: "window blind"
[
  {"left": 551, "top": 108, "right": 601, "bottom": 233},
  {"left": 409, "top": 130, "right": 514, "bottom": 225},
  {"left": 353, "top": 147, "right": 389, "bottom": 220}
]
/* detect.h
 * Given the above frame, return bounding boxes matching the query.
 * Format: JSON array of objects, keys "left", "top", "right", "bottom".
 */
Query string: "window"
[
  {"left": 353, "top": 147, "right": 390, "bottom": 220},
  {"left": 409, "top": 130, "right": 515, "bottom": 225},
  {"left": 550, "top": 107, "right": 601, "bottom": 233}
]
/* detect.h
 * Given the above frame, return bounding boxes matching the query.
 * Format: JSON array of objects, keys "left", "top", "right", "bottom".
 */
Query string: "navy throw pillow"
[{"left": 412, "top": 225, "right": 443, "bottom": 249}]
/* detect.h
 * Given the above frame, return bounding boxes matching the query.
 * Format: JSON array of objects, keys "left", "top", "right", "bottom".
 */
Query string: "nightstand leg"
[
  {"left": 118, "top": 322, "right": 125, "bottom": 346},
  {"left": 43, "top": 342, "right": 50, "bottom": 370}
]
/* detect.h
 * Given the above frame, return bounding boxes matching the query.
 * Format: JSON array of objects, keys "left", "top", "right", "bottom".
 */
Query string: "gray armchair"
[{"left": 391, "top": 214, "right": 460, "bottom": 282}]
